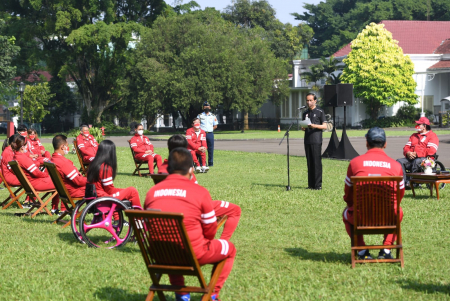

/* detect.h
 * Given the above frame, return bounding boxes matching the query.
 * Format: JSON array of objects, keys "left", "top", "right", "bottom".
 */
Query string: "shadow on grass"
[
  {"left": 252, "top": 183, "right": 308, "bottom": 189},
  {"left": 397, "top": 279, "right": 450, "bottom": 295},
  {"left": 284, "top": 247, "right": 348, "bottom": 263},
  {"left": 3, "top": 211, "right": 60, "bottom": 223},
  {"left": 57, "top": 232, "right": 85, "bottom": 246},
  {"left": 93, "top": 287, "right": 150, "bottom": 301}
]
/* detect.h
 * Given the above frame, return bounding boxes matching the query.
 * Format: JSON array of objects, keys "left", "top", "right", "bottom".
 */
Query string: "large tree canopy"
[
  {"left": 340, "top": 23, "right": 417, "bottom": 119},
  {"left": 125, "top": 9, "right": 289, "bottom": 128},
  {"left": 0, "top": 0, "right": 166, "bottom": 123},
  {"left": 223, "top": 0, "right": 313, "bottom": 60},
  {"left": 292, "top": 0, "right": 450, "bottom": 58}
]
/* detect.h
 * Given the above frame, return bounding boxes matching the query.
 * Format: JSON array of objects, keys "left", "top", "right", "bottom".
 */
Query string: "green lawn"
[{"left": 0, "top": 143, "right": 449, "bottom": 300}]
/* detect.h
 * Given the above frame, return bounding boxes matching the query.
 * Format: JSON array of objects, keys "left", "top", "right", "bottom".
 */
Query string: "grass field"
[{"left": 0, "top": 143, "right": 449, "bottom": 300}]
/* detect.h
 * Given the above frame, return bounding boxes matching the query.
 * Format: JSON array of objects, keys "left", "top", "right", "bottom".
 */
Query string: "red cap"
[{"left": 415, "top": 117, "right": 430, "bottom": 125}]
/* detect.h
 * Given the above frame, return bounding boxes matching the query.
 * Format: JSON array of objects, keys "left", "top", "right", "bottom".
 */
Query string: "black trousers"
[
  {"left": 396, "top": 157, "right": 424, "bottom": 183},
  {"left": 304, "top": 143, "right": 322, "bottom": 189}
]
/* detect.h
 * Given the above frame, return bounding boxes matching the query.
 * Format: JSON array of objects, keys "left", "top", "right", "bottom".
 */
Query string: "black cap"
[
  {"left": 365, "top": 127, "right": 386, "bottom": 142},
  {"left": 203, "top": 101, "right": 210, "bottom": 107}
]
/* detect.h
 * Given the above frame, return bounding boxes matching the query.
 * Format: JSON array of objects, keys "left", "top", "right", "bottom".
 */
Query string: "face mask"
[
  {"left": 20, "top": 132, "right": 27, "bottom": 137},
  {"left": 415, "top": 125, "right": 421, "bottom": 131},
  {"left": 194, "top": 123, "right": 200, "bottom": 129},
  {"left": 22, "top": 146, "right": 27, "bottom": 153},
  {"left": 29, "top": 135, "right": 36, "bottom": 140},
  {"left": 137, "top": 130, "right": 144, "bottom": 136},
  {"left": 204, "top": 108, "right": 210, "bottom": 113},
  {"left": 63, "top": 146, "right": 69, "bottom": 155},
  {"left": 83, "top": 131, "right": 90, "bottom": 136}
]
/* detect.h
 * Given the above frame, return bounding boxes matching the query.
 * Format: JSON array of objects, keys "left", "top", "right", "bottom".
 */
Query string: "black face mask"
[{"left": 204, "top": 108, "right": 210, "bottom": 113}]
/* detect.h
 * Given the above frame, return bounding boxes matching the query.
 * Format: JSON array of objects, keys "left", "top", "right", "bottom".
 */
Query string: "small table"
[{"left": 409, "top": 173, "right": 450, "bottom": 200}]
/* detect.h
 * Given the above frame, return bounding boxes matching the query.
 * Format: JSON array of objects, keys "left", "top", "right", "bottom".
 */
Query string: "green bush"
[{"left": 360, "top": 116, "right": 408, "bottom": 128}]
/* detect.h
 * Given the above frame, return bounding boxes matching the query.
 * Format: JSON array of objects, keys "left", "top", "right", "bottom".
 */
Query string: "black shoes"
[
  {"left": 377, "top": 250, "right": 393, "bottom": 259},
  {"left": 357, "top": 250, "right": 373, "bottom": 260}
]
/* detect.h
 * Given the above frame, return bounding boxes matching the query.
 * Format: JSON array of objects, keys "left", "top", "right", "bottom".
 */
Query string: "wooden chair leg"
[
  {"left": 31, "top": 192, "right": 55, "bottom": 218},
  {"left": 410, "top": 181, "right": 416, "bottom": 197},
  {"left": 145, "top": 291, "right": 155, "bottom": 301},
  {"left": 435, "top": 182, "right": 440, "bottom": 200},
  {"left": 2, "top": 189, "right": 25, "bottom": 209}
]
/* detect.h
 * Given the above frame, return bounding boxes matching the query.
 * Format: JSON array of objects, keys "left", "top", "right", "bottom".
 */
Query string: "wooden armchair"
[
  {"left": 44, "top": 162, "right": 83, "bottom": 227},
  {"left": 350, "top": 176, "right": 404, "bottom": 268},
  {"left": 73, "top": 140, "right": 89, "bottom": 176},
  {"left": 150, "top": 174, "right": 168, "bottom": 185},
  {"left": 127, "top": 140, "right": 156, "bottom": 177},
  {"left": 0, "top": 172, "right": 25, "bottom": 209},
  {"left": 9, "top": 161, "right": 58, "bottom": 218},
  {"left": 125, "top": 210, "right": 227, "bottom": 301}
]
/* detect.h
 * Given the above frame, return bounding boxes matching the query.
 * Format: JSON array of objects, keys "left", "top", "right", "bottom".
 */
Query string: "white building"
[{"left": 283, "top": 21, "right": 450, "bottom": 126}]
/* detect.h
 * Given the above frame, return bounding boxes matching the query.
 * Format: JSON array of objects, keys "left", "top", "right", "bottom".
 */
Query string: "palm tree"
[{"left": 301, "top": 63, "right": 325, "bottom": 90}]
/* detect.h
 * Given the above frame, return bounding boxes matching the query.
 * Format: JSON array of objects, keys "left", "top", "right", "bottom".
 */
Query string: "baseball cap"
[
  {"left": 365, "top": 127, "right": 386, "bottom": 142},
  {"left": 415, "top": 117, "right": 430, "bottom": 125},
  {"left": 203, "top": 101, "right": 210, "bottom": 107}
]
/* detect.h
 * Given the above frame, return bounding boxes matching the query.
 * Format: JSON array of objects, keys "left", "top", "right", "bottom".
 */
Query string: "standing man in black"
[{"left": 302, "top": 93, "right": 327, "bottom": 190}]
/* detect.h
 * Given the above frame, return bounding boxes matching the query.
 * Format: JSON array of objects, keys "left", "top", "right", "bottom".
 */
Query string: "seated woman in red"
[
  {"left": 27, "top": 129, "right": 51, "bottom": 163},
  {"left": 1, "top": 134, "right": 21, "bottom": 187},
  {"left": 86, "top": 140, "right": 142, "bottom": 210},
  {"left": 12, "top": 135, "right": 60, "bottom": 213}
]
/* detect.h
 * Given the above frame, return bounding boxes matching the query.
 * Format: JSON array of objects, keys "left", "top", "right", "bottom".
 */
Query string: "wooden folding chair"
[
  {"left": 350, "top": 176, "right": 404, "bottom": 268},
  {"left": 44, "top": 162, "right": 83, "bottom": 227},
  {"left": 150, "top": 174, "right": 168, "bottom": 185},
  {"left": 73, "top": 140, "right": 89, "bottom": 176},
  {"left": 125, "top": 210, "right": 227, "bottom": 301},
  {"left": 0, "top": 172, "right": 25, "bottom": 209},
  {"left": 9, "top": 161, "right": 58, "bottom": 218},
  {"left": 127, "top": 140, "right": 156, "bottom": 177}
]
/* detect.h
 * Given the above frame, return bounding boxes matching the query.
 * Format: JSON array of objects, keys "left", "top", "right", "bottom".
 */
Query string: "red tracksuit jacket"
[
  {"left": 129, "top": 134, "right": 154, "bottom": 155},
  {"left": 344, "top": 148, "right": 405, "bottom": 212},
  {"left": 89, "top": 163, "right": 121, "bottom": 197},
  {"left": 27, "top": 139, "right": 46, "bottom": 156},
  {"left": 1, "top": 146, "right": 19, "bottom": 185},
  {"left": 76, "top": 134, "right": 98, "bottom": 162},
  {"left": 51, "top": 152, "right": 87, "bottom": 196},
  {"left": 186, "top": 128, "right": 207, "bottom": 151},
  {"left": 158, "top": 159, "right": 198, "bottom": 184},
  {"left": 145, "top": 174, "right": 217, "bottom": 258},
  {"left": 403, "top": 130, "right": 439, "bottom": 158},
  {"left": 14, "top": 151, "right": 49, "bottom": 180}
]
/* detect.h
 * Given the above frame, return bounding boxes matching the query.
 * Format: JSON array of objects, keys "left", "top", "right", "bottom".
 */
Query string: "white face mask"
[
  {"left": 137, "top": 130, "right": 144, "bottom": 136},
  {"left": 63, "top": 146, "right": 69, "bottom": 155}
]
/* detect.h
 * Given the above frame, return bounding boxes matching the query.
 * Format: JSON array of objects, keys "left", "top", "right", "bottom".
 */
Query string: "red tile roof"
[
  {"left": 13, "top": 71, "right": 52, "bottom": 83},
  {"left": 333, "top": 21, "right": 450, "bottom": 57},
  {"left": 428, "top": 61, "right": 450, "bottom": 70},
  {"left": 434, "top": 39, "right": 450, "bottom": 54}
]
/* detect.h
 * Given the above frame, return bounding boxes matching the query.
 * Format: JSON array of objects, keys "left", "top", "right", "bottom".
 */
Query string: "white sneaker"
[
  {"left": 202, "top": 166, "right": 209, "bottom": 172},
  {"left": 195, "top": 166, "right": 202, "bottom": 173}
]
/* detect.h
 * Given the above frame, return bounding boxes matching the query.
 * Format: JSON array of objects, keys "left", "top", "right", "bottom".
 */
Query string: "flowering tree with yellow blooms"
[{"left": 340, "top": 22, "right": 417, "bottom": 120}]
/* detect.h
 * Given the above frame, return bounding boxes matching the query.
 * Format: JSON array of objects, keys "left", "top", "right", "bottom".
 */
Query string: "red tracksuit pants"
[
  {"left": 135, "top": 153, "right": 162, "bottom": 174},
  {"left": 190, "top": 149, "right": 206, "bottom": 167},
  {"left": 343, "top": 207, "right": 404, "bottom": 246},
  {"left": 107, "top": 187, "right": 142, "bottom": 209},
  {"left": 213, "top": 200, "right": 241, "bottom": 240},
  {"left": 169, "top": 239, "right": 236, "bottom": 298}
]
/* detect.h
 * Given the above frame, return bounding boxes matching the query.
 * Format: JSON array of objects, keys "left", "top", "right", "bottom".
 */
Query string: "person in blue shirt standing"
[{"left": 197, "top": 101, "right": 218, "bottom": 167}]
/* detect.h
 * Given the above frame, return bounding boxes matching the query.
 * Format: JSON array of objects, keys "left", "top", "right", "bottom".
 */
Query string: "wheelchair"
[
  {"left": 406, "top": 154, "right": 447, "bottom": 189},
  {"left": 70, "top": 185, "right": 138, "bottom": 248}
]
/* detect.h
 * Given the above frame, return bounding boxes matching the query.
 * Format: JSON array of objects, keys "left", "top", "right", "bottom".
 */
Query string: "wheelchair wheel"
[
  {"left": 71, "top": 199, "right": 91, "bottom": 244},
  {"left": 79, "top": 197, "right": 133, "bottom": 248}
]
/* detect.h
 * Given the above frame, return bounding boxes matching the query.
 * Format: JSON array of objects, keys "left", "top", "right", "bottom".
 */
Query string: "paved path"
[{"left": 40, "top": 135, "right": 450, "bottom": 166}]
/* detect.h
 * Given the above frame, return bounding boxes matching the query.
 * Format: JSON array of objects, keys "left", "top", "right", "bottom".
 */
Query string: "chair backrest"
[
  {"left": 351, "top": 176, "right": 403, "bottom": 230},
  {"left": 9, "top": 161, "right": 35, "bottom": 194},
  {"left": 150, "top": 174, "right": 168, "bottom": 185},
  {"left": 44, "top": 162, "right": 72, "bottom": 202},
  {"left": 127, "top": 140, "right": 138, "bottom": 161},
  {"left": 125, "top": 210, "right": 207, "bottom": 288},
  {"left": 73, "top": 140, "right": 85, "bottom": 165}
]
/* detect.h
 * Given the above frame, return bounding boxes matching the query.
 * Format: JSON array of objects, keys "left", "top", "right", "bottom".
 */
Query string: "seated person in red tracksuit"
[
  {"left": 87, "top": 140, "right": 142, "bottom": 209},
  {"left": 27, "top": 128, "right": 51, "bottom": 164},
  {"left": 51, "top": 135, "right": 87, "bottom": 200},
  {"left": 1, "top": 134, "right": 22, "bottom": 196},
  {"left": 396, "top": 117, "right": 438, "bottom": 188},
  {"left": 17, "top": 124, "right": 44, "bottom": 164},
  {"left": 76, "top": 125, "right": 98, "bottom": 164},
  {"left": 343, "top": 127, "right": 405, "bottom": 260},
  {"left": 186, "top": 117, "right": 208, "bottom": 173},
  {"left": 11, "top": 135, "right": 61, "bottom": 214},
  {"left": 145, "top": 148, "right": 236, "bottom": 301},
  {"left": 159, "top": 134, "right": 241, "bottom": 241},
  {"left": 129, "top": 124, "right": 162, "bottom": 174}
]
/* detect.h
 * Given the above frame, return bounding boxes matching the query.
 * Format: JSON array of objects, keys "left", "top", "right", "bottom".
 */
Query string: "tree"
[
  {"left": 340, "top": 23, "right": 417, "bottom": 120},
  {"left": 222, "top": 0, "right": 313, "bottom": 60},
  {"left": 0, "top": 19, "right": 20, "bottom": 96},
  {"left": 9, "top": 83, "right": 54, "bottom": 123},
  {"left": 126, "top": 9, "right": 288, "bottom": 129},
  {"left": 292, "top": 0, "right": 450, "bottom": 58},
  {"left": 1, "top": 0, "right": 166, "bottom": 124},
  {"left": 301, "top": 63, "right": 325, "bottom": 91}
]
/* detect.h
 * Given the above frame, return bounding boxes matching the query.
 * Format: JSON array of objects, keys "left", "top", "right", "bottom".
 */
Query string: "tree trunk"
[
  {"left": 367, "top": 99, "right": 382, "bottom": 120},
  {"left": 242, "top": 111, "right": 249, "bottom": 133}
]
